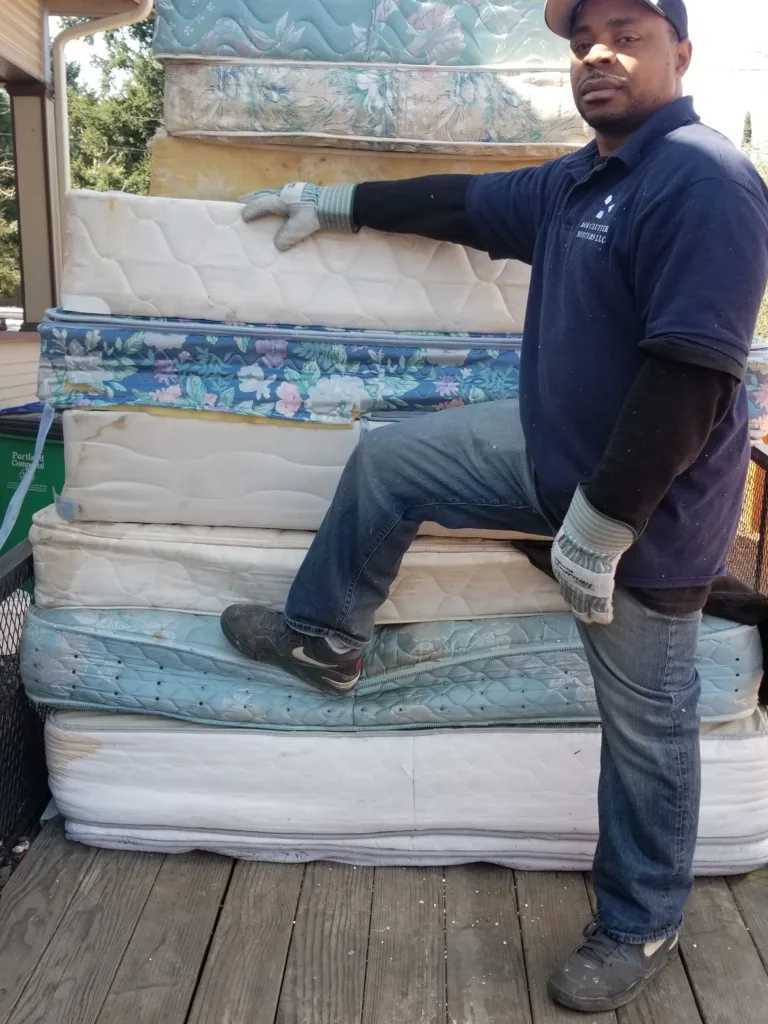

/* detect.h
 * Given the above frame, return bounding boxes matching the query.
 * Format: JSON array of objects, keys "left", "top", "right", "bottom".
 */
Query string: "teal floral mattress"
[
  {"left": 37, "top": 310, "right": 522, "bottom": 424},
  {"left": 163, "top": 61, "right": 588, "bottom": 149},
  {"left": 22, "top": 607, "right": 763, "bottom": 729},
  {"left": 153, "top": 0, "right": 569, "bottom": 66}
]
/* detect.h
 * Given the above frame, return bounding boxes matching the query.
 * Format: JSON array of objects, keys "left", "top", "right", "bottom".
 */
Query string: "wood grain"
[
  {"left": 362, "top": 867, "right": 445, "bottom": 1024},
  {"left": 276, "top": 862, "right": 373, "bottom": 1024},
  {"left": 95, "top": 852, "right": 232, "bottom": 1024},
  {"left": 680, "top": 876, "right": 768, "bottom": 1024},
  {"left": 728, "top": 869, "right": 768, "bottom": 971},
  {"left": 6, "top": 848, "right": 163, "bottom": 1024},
  {"left": 445, "top": 864, "right": 532, "bottom": 1024},
  {"left": 516, "top": 872, "right": 616, "bottom": 1024},
  {"left": 0, "top": 823, "right": 97, "bottom": 1024},
  {"left": 186, "top": 860, "right": 304, "bottom": 1024}
]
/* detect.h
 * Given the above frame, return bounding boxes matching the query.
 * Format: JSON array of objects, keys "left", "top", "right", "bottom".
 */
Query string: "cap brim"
[{"left": 544, "top": 0, "right": 667, "bottom": 40}]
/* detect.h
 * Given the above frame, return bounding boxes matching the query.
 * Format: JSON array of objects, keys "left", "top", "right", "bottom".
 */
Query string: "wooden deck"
[{"left": 1, "top": 822, "right": 768, "bottom": 1024}]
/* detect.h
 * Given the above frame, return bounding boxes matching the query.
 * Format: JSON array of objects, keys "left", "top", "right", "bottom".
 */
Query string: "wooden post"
[{"left": 5, "top": 82, "right": 59, "bottom": 330}]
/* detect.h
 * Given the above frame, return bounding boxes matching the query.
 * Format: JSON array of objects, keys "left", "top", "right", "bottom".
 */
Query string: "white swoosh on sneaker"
[{"left": 292, "top": 646, "right": 332, "bottom": 669}]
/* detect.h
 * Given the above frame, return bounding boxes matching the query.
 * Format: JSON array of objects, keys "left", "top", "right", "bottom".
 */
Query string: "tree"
[
  {"left": 67, "top": 20, "right": 164, "bottom": 194},
  {"left": 0, "top": 89, "right": 20, "bottom": 305},
  {"left": 743, "top": 111, "right": 753, "bottom": 150},
  {"left": 0, "top": 20, "right": 163, "bottom": 303}
]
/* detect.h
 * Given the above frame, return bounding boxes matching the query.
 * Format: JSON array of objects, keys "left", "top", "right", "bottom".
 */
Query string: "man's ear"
[{"left": 676, "top": 39, "right": 693, "bottom": 78}]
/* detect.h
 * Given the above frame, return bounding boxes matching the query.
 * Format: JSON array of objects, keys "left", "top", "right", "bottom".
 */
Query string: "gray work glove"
[
  {"left": 552, "top": 486, "right": 637, "bottom": 626},
  {"left": 238, "top": 182, "right": 358, "bottom": 251}
]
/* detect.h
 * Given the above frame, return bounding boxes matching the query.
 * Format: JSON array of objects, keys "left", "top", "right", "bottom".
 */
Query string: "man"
[{"left": 221, "top": 0, "right": 768, "bottom": 1011}]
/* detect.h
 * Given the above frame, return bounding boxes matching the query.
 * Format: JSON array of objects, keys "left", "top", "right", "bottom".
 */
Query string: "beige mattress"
[{"left": 30, "top": 506, "right": 566, "bottom": 622}]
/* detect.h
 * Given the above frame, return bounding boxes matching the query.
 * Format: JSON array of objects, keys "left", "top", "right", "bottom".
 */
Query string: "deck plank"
[
  {"left": 0, "top": 823, "right": 98, "bottom": 1024},
  {"left": 445, "top": 864, "right": 532, "bottom": 1024},
  {"left": 728, "top": 869, "right": 768, "bottom": 971},
  {"left": 94, "top": 852, "right": 232, "bottom": 1024},
  {"left": 362, "top": 867, "right": 445, "bottom": 1024},
  {"left": 276, "top": 862, "right": 374, "bottom": 1024},
  {"left": 6, "top": 848, "right": 163, "bottom": 1024},
  {"left": 516, "top": 872, "right": 616, "bottom": 1024},
  {"left": 617, "top": 958, "right": 703, "bottom": 1024},
  {"left": 680, "top": 876, "right": 768, "bottom": 1024},
  {"left": 186, "top": 860, "right": 304, "bottom": 1024}
]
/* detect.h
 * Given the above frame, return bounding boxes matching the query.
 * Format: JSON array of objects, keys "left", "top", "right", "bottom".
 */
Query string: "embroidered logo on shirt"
[{"left": 577, "top": 195, "right": 616, "bottom": 245}]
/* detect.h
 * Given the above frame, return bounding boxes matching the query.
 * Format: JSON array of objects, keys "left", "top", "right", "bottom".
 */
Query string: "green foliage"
[
  {"left": 68, "top": 22, "right": 164, "bottom": 194},
  {"left": 0, "top": 89, "right": 20, "bottom": 305},
  {"left": 743, "top": 111, "right": 753, "bottom": 149},
  {"left": 0, "top": 20, "right": 163, "bottom": 304}
]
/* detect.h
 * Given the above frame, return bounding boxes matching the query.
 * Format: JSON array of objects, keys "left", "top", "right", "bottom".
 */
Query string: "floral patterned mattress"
[
  {"left": 38, "top": 310, "right": 522, "bottom": 424},
  {"left": 163, "top": 61, "right": 588, "bottom": 150},
  {"left": 39, "top": 311, "right": 768, "bottom": 436},
  {"left": 153, "top": 0, "right": 568, "bottom": 66}
]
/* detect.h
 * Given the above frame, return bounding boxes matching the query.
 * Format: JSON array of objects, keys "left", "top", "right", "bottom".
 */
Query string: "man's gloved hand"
[
  {"left": 238, "top": 182, "right": 357, "bottom": 251},
  {"left": 552, "top": 486, "right": 636, "bottom": 626}
]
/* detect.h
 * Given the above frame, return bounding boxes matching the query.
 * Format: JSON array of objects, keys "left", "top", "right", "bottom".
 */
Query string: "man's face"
[{"left": 570, "top": 0, "right": 692, "bottom": 137}]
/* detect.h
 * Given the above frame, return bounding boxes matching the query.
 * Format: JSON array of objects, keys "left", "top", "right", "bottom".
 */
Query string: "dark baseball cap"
[{"left": 545, "top": 0, "right": 689, "bottom": 41}]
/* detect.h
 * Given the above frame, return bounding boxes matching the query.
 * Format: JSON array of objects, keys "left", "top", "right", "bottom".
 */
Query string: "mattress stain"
[
  {"left": 48, "top": 731, "right": 103, "bottom": 765},
  {"left": 97, "top": 405, "right": 355, "bottom": 429},
  {"left": 64, "top": 381, "right": 106, "bottom": 394}
]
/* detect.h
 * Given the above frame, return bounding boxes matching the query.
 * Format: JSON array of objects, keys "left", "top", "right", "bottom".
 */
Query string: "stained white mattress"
[
  {"left": 30, "top": 505, "right": 566, "bottom": 622},
  {"left": 47, "top": 708, "right": 768, "bottom": 874},
  {"left": 62, "top": 189, "right": 531, "bottom": 330},
  {"left": 60, "top": 409, "right": 542, "bottom": 538}
]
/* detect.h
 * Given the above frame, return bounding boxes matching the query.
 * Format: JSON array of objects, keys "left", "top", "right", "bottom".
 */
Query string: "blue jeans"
[{"left": 285, "top": 400, "right": 702, "bottom": 943}]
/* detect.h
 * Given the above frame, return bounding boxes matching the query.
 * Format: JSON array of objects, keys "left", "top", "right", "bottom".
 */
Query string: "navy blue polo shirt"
[{"left": 466, "top": 96, "right": 768, "bottom": 588}]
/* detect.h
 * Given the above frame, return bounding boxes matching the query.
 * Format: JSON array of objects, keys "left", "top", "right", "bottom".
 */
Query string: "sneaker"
[
  {"left": 220, "top": 604, "right": 362, "bottom": 694},
  {"left": 547, "top": 921, "right": 679, "bottom": 1012}
]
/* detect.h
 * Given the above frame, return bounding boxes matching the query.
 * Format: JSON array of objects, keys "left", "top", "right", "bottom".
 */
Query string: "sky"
[
  {"left": 49, "top": 18, "right": 126, "bottom": 92},
  {"left": 49, "top": 1, "right": 768, "bottom": 146}
]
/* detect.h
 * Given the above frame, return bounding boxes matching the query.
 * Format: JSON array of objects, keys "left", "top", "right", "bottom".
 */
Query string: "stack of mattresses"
[
  {"left": 148, "top": 0, "right": 590, "bottom": 199},
  {"left": 18, "top": 2, "right": 768, "bottom": 871}
]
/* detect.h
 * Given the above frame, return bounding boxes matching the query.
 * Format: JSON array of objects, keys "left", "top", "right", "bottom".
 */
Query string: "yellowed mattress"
[{"left": 149, "top": 133, "right": 573, "bottom": 201}]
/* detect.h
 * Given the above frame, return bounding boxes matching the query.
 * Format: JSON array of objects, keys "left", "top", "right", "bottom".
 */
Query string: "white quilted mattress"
[
  {"left": 60, "top": 409, "right": 545, "bottom": 539},
  {"left": 62, "top": 190, "right": 531, "bottom": 331},
  {"left": 62, "top": 409, "right": 362, "bottom": 530},
  {"left": 48, "top": 708, "right": 768, "bottom": 874},
  {"left": 30, "top": 506, "right": 566, "bottom": 622}
]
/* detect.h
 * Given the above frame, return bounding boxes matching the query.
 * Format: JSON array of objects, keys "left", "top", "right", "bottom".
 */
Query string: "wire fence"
[{"left": 0, "top": 541, "right": 47, "bottom": 855}]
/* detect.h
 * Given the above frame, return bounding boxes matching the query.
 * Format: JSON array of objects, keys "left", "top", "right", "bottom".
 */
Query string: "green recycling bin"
[{"left": 0, "top": 406, "right": 64, "bottom": 556}]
